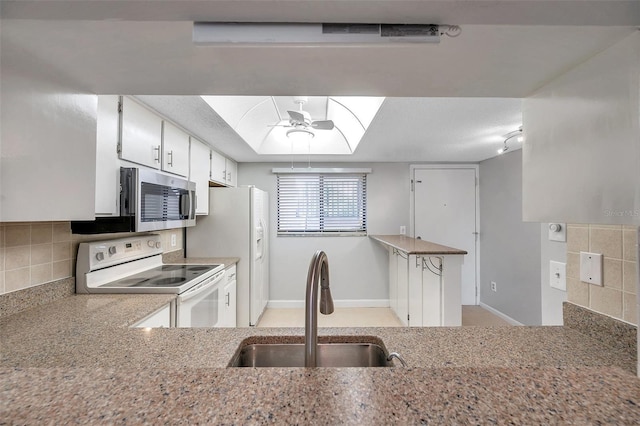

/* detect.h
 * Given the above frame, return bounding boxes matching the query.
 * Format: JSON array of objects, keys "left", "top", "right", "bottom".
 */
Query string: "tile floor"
[{"left": 257, "top": 305, "right": 511, "bottom": 328}]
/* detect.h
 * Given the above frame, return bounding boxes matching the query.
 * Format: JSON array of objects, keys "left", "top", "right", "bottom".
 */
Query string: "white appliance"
[
  {"left": 76, "top": 234, "right": 225, "bottom": 328},
  {"left": 187, "top": 186, "right": 269, "bottom": 327}
]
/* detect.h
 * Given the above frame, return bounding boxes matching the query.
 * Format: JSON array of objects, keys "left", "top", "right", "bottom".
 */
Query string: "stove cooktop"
[{"left": 98, "top": 264, "right": 223, "bottom": 293}]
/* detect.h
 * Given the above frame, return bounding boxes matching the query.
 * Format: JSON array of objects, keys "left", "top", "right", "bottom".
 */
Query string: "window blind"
[{"left": 277, "top": 173, "right": 367, "bottom": 235}]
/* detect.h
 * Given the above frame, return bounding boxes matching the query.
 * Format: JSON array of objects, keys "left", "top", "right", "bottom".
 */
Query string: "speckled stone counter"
[
  {"left": 370, "top": 234, "right": 467, "bottom": 255},
  {"left": 1, "top": 294, "right": 639, "bottom": 423}
]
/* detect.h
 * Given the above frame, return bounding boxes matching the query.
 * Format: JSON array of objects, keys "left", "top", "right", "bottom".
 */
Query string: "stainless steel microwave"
[
  {"left": 70, "top": 167, "right": 197, "bottom": 235},
  {"left": 120, "top": 167, "right": 196, "bottom": 232}
]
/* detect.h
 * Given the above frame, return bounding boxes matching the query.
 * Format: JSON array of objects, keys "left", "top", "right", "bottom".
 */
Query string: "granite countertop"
[
  {"left": 370, "top": 234, "right": 468, "bottom": 255},
  {"left": 1, "top": 294, "right": 639, "bottom": 423}
]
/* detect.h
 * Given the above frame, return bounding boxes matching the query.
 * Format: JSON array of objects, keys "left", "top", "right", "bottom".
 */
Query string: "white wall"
[
  {"left": 238, "top": 162, "right": 410, "bottom": 304},
  {"left": 540, "top": 223, "right": 567, "bottom": 325},
  {"left": 1, "top": 29, "right": 97, "bottom": 221},
  {"left": 479, "top": 150, "right": 542, "bottom": 325},
  {"left": 522, "top": 32, "right": 640, "bottom": 225}
]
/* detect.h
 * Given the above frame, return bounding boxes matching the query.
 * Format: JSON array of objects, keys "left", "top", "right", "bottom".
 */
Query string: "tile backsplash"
[
  {"left": 0, "top": 222, "right": 184, "bottom": 295},
  {"left": 566, "top": 224, "right": 637, "bottom": 325}
]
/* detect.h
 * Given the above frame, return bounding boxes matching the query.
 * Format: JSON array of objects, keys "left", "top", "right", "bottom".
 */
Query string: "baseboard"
[
  {"left": 478, "top": 302, "right": 524, "bottom": 326},
  {"left": 267, "top": 299, "right": 390, "bottom": 309}
]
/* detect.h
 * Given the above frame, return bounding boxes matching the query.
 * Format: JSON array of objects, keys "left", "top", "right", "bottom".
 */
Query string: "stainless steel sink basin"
[{"left": 228, "top": 336, "right": 394, "bottom": 368}]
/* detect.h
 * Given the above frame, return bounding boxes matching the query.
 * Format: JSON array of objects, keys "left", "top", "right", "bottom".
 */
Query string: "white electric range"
[{"left": 76, "top": 234, "right": 225, "bottom": 327}]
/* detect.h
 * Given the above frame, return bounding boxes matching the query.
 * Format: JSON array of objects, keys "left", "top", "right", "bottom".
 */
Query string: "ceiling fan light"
[{"left": 286, "top": 127, "right": 315, "bottom": 142}]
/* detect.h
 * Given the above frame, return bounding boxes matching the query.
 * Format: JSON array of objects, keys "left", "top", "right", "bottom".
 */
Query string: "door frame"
[{"left": 409, "top": 164, "right": 480, "bottom": 305}]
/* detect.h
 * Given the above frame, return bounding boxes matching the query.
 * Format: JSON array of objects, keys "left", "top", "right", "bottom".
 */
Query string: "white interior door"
[{"left": 412, "top": 167, "right": 478, "bottom": 305}]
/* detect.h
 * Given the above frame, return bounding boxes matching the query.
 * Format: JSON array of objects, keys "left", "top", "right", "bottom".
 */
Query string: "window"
[{"left": 277, "top": 172, "right": 367, "bottom": 236}]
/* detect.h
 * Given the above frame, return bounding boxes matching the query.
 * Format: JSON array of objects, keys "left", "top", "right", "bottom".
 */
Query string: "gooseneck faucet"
[{"left": 305, "top": 250, "right": 334, "bottom": 367}]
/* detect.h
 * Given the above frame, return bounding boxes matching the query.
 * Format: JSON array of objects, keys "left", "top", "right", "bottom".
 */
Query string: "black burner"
[
  {"left": 151, "top": 277, "right": 188, "bottom": 286},
  {"left": 119, "top": 278, "right": 150, "bottom": 285},
  {"left": 161, "top": 265, "right": 186, "bottom": 271},
  {"left": 187, "top": 266, "right": 211, "bottom": 271}
]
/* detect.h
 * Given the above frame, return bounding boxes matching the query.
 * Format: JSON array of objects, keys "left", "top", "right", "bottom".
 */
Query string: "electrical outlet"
[
  {"left": 170, "top": 234, "right": 177, "bottom": 247},
  {"left": 490, "top": 281, "right": 497, "bottom": 292},
  {"left": 399, "top": 225, "right": 406, "bottom": 235}
]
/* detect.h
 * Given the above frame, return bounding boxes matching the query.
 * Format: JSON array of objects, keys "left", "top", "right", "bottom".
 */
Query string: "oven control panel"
[{"left": 81, "top": 234, "right": 163, "bottom": 271}]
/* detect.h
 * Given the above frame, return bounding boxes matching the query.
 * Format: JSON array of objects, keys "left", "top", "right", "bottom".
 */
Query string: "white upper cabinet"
[
  {"left": 95, "top": 95, "right": 121, "bottom": 216},
  {"left": 210, "top": 150, "right": 227, "bottom": 185},
  {"left": 211, "top": 151, "right": 238, "bottom": 187},
  {"left": 119, "top": 97, "right": 163, "bottom": 169},
  {"left": 162, "top": 121, "right": 190, "bottom": 177},
  {"left": 225, "top": 158, "right": 238, "bottom": 188},
  {"left": 190, "top": 137, "right": 211, "bottom": 215}
]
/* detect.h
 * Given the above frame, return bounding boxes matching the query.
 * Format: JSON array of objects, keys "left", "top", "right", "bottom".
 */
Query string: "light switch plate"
[
  {"left": 548, "top": 223, "right": 567, "bottom": 242},
  {"left": 549, "top": 261, "right": 566, "bottom": 291},
  {"left": 580, "top": 252, "right": 603, "bottom": 285}
]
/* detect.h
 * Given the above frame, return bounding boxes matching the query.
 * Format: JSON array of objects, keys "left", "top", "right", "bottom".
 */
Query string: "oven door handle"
[{"left": 179, "top": 271, "right": 224, "bottom": 302}]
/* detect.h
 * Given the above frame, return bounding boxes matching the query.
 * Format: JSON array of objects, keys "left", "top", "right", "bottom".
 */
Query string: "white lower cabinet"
[
  {"left": 220, "top": 264, "right": 237, "bottom": 327},
  {"left": 389, "top": 249, "right": 444, "bottom": 327},
  {"left": 132, "top": 302, "right": 174, "bottom": 328}
]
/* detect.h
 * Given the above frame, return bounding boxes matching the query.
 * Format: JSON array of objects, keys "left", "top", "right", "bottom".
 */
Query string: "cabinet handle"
[
  {"left": 167, "top": 150, "right": 173, "bottom": 167},
  {"left": 227, "top": 172, "right": 231, "bottom": 181},
  {"left": 222, "top": 171, "right": 226, "bottom": 180},
  {"left": 154, "top": 146, "right": 161, "bottom": 163},
  {"left": 225, "top": 292, "right": 230, "bottom": 306}
]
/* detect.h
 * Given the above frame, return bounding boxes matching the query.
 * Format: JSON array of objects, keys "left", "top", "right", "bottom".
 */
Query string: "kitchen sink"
[{"left": 228, "top": 336, "right": 398, "bottom": 368}]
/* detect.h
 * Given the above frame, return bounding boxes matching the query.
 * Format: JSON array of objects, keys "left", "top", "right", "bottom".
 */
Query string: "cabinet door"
[
  {"left": 388, "top": 249, "right": 398, "bottom": 315},
  {"left": 162, "top": 121, "right": 190, "bottom": 177},
  {"left": 421, "top": 256, "right": 442, "bottom": 326},
  {"left": 210, "top": 150, "right": 227, "bottom": 185},
  {"left": 408, "top": 256, "right": 422, "bottom": 327},
  {"left": 189, "top": 138, "right": 211, "bottom": 215},
  {"left": 225, "top": 158, "right": 238, "bottom": 187},
  {"left": 222, "top": 279, "right": 237, "bottom": 327},
  {"left": 396, "top": 253, "right": 409, "bottom": 326},
  {"left": 95, "top": 95, "right": 120, "bottom": 216},
  {"left": 119, "top": 97, "right": 162, "bottom": 169},
  {"left": 132, "top": 303, "right": 172, "bottom": 328}
]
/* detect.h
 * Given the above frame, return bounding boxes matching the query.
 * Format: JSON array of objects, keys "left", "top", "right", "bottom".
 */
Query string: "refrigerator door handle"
[{"left": 260, "top": 218, "right": 267, "bottom": 262}]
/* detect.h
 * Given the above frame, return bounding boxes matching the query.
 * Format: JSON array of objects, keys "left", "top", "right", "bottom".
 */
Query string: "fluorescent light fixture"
[{"left": 193, "top": 23, "right": 441, "bottom": 45}]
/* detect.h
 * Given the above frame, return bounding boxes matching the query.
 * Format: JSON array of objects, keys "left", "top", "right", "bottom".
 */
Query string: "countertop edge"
[{"left": 370, "top": 235, "right": 468, "bottom": 255}]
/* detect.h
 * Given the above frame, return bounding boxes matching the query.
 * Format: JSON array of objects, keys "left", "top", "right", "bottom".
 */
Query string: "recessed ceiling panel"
[{"left": 201, "top": 95, "right": 384, "bottom": 155}]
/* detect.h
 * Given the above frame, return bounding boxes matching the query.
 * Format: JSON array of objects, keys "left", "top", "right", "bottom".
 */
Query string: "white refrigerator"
[{"left": 187, "top": 186, "right": 269, "bottom": 327}]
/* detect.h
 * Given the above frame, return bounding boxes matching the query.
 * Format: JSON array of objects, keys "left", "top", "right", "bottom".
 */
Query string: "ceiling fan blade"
[
  {"left": 287, "top": 110, "right": 305, "bottom": 124},
  {"left": 311, "top": 120, "right": 335, "bottom": 130}
]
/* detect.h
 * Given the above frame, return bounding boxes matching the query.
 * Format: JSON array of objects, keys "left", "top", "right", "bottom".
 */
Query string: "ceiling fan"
[{"left": 275, "top": 96, "right": 335, "bottom": 132}]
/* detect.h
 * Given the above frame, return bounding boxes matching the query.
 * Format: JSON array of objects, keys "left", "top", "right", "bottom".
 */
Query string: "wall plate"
[
  {"left": 548, "top": 223, "right": 566, "bottom": 242},
  {"left": 580, "top": 252, "right": 603, "bottom": 285},
  {"left": 549, "top": 261, "right": 566, "bottom": 291}
]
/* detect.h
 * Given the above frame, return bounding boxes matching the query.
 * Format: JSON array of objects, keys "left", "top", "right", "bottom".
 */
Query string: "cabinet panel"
[
  {"left": 190, "top": 138, "right": 211, "bottom": 215},
  {"left": 421, "top": 257, "right": 442, "bottom": 327},
  {"left": 388, "top": 249, "right": 398, "bottom": 315},
  {"left": 222, "top": 280, "right": 237, "bottom": 327},
  {"left": 95, "top": 95, "right": 120, "bottom": 216},
  {"left": 225, "top": 158, "right": 238, "bottom": 187},
  {"left": 132, "top": 303, "right": 172, "bottom": 328},
  {"left": 119, "top": 97, "right": 162, "bottom": 169},
  {"left": 210, "top": 150, "right": 227, "bottom": 185},
  {"left": 396, "top": 253, "right": 409, "bottom": 326},
  {"left": 162, "top": 121, "right": 190, "bottom": 177},
  {"left": 408, "top": 255, "right": 423, "bottom": 327}
]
